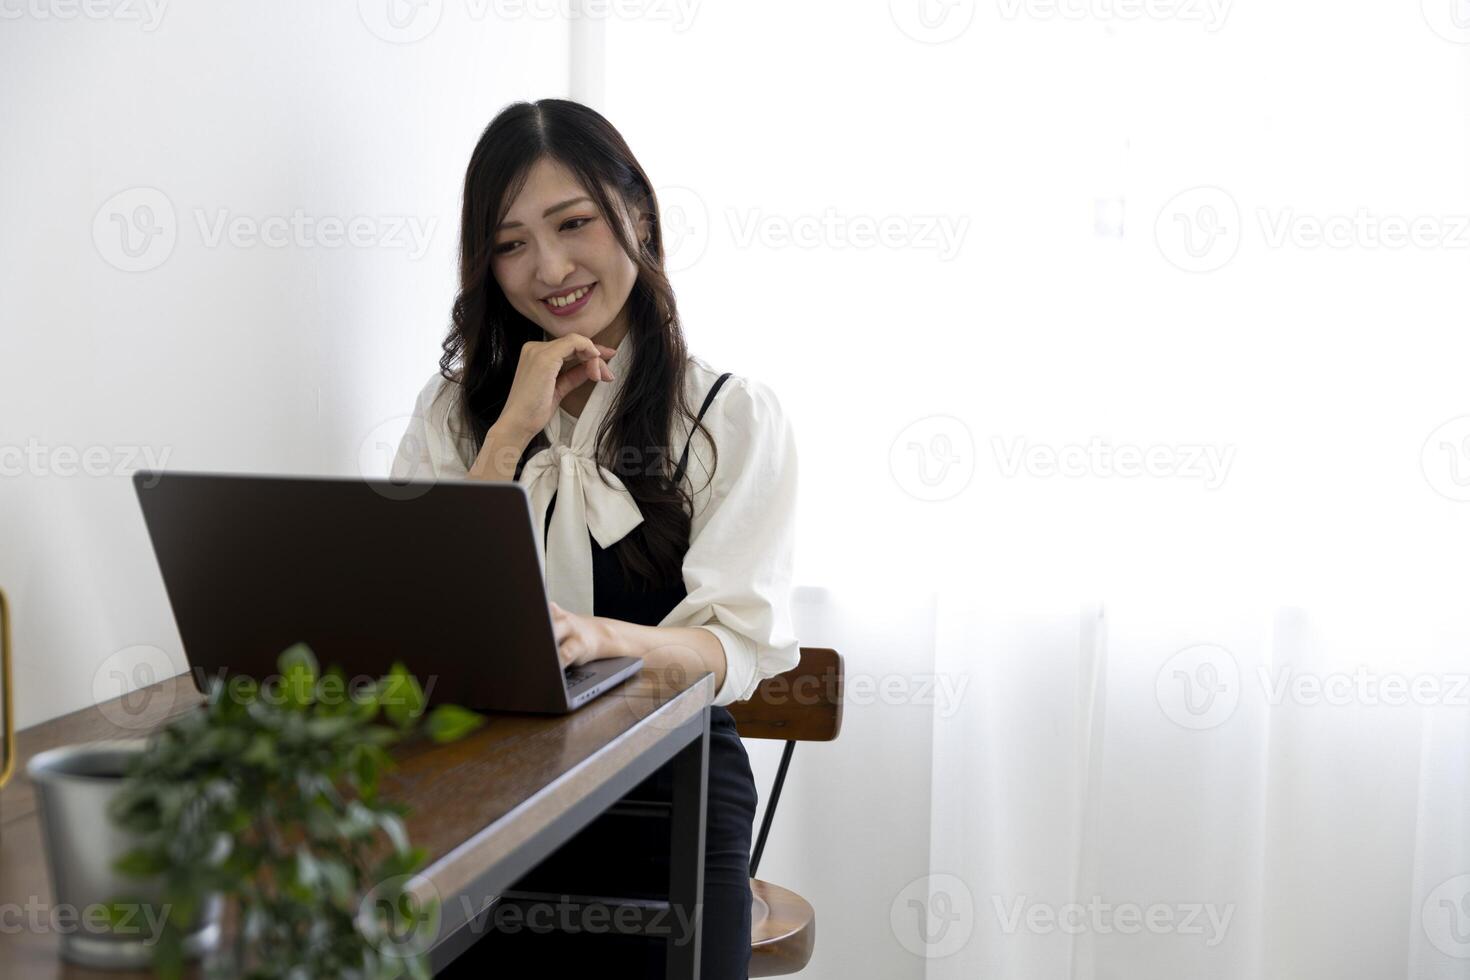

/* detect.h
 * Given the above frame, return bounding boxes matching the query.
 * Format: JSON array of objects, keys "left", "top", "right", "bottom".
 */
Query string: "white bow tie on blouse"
[{"left": 517, "top": 345, "right": 639, "bottom": 616}]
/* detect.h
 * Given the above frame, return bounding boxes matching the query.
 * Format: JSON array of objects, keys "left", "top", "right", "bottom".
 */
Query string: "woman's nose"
[{"left": 535, "top": 242, "right": 576, "bottom": 287}]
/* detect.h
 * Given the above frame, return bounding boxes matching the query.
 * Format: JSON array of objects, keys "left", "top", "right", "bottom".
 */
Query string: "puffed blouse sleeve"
[
  {"left": 659, "top": 374, "right": 801, "bottom": 707},
  {"left": 389, "top": 372, "right": 473, "bottom": 482}
]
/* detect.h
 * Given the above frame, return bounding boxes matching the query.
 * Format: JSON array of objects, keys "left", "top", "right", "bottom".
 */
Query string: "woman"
[{"left": 390, "top": 98, "right": 801, "bottom": 977}]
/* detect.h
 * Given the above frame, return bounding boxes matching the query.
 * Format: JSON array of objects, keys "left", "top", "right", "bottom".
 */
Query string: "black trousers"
[{"left": 438, "top": 706, "right": 757, "bottom": 978}]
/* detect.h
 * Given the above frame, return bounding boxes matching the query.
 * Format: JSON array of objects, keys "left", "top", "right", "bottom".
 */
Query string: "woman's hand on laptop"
[
  {"left": 548, "top": 600, "right": 610, "bottom": 668},
  {"left": 548, "top": 601, "right": 731, "bottom": 698},
  {"left": 493, "top": 334, "right": 619, "bottom": 446}
]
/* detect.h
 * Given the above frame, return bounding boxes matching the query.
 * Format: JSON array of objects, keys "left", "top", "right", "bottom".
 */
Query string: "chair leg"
[{"left": 749, "top": 740, "right": 795, "bottom": 879}]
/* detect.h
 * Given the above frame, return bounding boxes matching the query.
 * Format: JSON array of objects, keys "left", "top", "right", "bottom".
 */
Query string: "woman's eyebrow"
[{"left": 496, "top": 196, "right": 593, "bottom": 231}]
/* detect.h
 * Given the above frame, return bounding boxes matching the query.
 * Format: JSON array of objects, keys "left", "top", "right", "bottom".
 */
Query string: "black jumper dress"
[{"left": 444, "top": 371, "right": 758, "bottom": 978}]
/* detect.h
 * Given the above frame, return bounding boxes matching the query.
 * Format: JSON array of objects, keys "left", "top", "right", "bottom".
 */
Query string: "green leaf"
[
  {"left": 113, "top": 847, "right": 168, "bottom": 878},
  {"left": 372, "top": 845, "right": 427, "bottom": 882},
  {"left": 375, "top": 811, "right": 409, "bottom": 856},
  {"left": 348, "top": 745, "right": 380, "bottom": 799},
  {"left": 278, "top": 641, "right": 319, "bottom": 679},
  {"left": 359, "top": 725, "right": 401, "bottom": 748},
  {"left": 279, "top": 642, "right": 319, "bottom": 709},
  {"left": 101, "top": 896, "right": 152, "bottom": 929},
  {"left": 153, "top": 927, "right": 185, "bottom": 980},
  {"left": 317, "top": 857, "right": 356, "bottom": 906},
  {"left": 164, "top": 889, "right": 197, "bottom": 931},
  {"left": 423, "top": 705, "right": 486, "bottom": 744},
  {"left": 317, "top": 666, "right": 348, "bottom": 716},
  {"left": 305, "top": 715, "right": 354, "bottom": 740},
  {"left": 381, "top": 664, "right": 424, "bottom": 730},
  {"left": 338, "top": 801, "right": 379, "bottom": 840},
  {"left": 243, "top": 731, "right": 278, "bottom": 768},
  {"left": 295, "top": 846, "right": 320, "bottom": 888}
]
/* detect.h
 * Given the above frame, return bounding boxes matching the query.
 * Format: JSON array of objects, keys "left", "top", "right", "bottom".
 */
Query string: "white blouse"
[{"left": 388, "top": 345, "right": 801, "bottom": 707}]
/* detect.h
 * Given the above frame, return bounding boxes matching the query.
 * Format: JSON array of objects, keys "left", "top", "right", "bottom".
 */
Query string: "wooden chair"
[{"left": 727, "top": 647, "right": 843, "bottom": 977}]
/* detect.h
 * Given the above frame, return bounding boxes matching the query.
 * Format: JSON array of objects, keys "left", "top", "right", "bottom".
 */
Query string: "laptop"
[{"left": 131, "top": 470, "right": 643, "bottom": 714}]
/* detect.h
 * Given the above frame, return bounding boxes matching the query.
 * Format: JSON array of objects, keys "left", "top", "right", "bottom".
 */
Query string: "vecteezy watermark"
[
  {"left": 1158, "top": 186, "right": 1470, "bottom": 273},
  {"left": 0, "top": 439, "right": 172, "bottom": 481},
  {"left": 726, "top": 208, "right": 970, "bottom": 262},
  {"left": 1422, "top": 0, "right": 1470, "bottom": 44},
  {"left": 357, "top": 0, "right": 699, "bottom": 43},
  {"left": 359, "top": 415, "right": 439, "bottom": 501},
  {"left": 992, "top": 895, "right": 1235, "bottom": 946},
  {"left": 1157, "top": 644, "right": 1470, "bottom": 730},
  {"left": 358, "top": 875, "right": 442, "bottom": 960},
  {"left": 1257, "top": 208, "right": 1470, "bottom": 251},
  {"left": 1422, "top": 416, "right": 1470, "bottom": 502},
  {"left": 92, "top": 187, "right": 437, "bottom": 272},
  {"left": 1422, "top": 873, "right": 1470, "bottom": 959},
  {"left": 93, "top": 645, "right": 182, "bottom": 731},
  {"left": 1155, "top": 186, "right": 1242, "bottom": 274},
  {"left": 655, "top": 185, "right": 710, "bottom": 274},
  {"left": 890, "top": 0, "right": 977, "bottom": 43},
  {"left": 891, "top": 873, "right": 976, "bottom": 958},
  {"left": 92, "top": 187, "right": 178, "bottom": 272},
  {"left": 992, "top": 436, "right": 1235, "bottom": 489},
  {"left": 0, "top": 0, "right": 168, "bottom": 30},
  {"left": 1259, "top": 666, "right": 1470, "bottom": 709},
  {"left": 889, "top": 415, "right": 977, "bottom": 502},
  {"left": 194, "top": 209, "right": 435, "bottom": 258},
  {"left": 357, "top": 0, "right": 444, "bottom": 42},
  {"left": 189, "top": 667, "right": 441, "bottom": 711},
  {"left": 457, "top": 891, "right": 701, "bottom": 944},
  {"left": 649, "top": 186, "right": 969, "bottom": 269},
  {"left": 995, "top": 0, "right": 1232, "bottom": 30},
  {"left": 848, "top": 672, "right": 971, "bottom": 718},
  {"left": 1156, "top": 644, "right": 1241, "bottom": 730},
  {"left": 0, "top": 897, "right": 172, "bottom": 942},
  {"left": 749, "top": 669, "right": 971, "bottom": 718}
]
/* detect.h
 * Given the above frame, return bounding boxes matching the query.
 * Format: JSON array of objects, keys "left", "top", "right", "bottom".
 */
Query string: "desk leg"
[{"left": 665, "top": 706, "right": 709, "bottom": 980}]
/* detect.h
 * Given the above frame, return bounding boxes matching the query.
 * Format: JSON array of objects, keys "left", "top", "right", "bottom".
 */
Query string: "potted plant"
[{"left": 104, "top": 642, "right": 486, "bottom": 979}]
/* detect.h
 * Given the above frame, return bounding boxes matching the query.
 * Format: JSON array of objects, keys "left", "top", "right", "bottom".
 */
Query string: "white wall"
[
  {"left": 0, "top": 3, "right": 568, "bottom": 727},
  {"left": 598, "top": 0, "right": 1470, "bottom": 606}
]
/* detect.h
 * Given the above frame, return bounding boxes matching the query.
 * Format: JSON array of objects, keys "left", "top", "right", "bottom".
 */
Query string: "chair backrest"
[{"left": 728, "top": 647, "right": 843, "bottom": 742}]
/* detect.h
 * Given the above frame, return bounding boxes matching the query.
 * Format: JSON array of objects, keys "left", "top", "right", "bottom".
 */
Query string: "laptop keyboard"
[{"left": 564, "top": 666, "right": 595, "bottom": 686}]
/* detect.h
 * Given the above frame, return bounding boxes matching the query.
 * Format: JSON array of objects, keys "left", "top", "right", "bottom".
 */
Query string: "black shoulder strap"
[{"left": 673, "top": 372, "right": 732, "bottom": 485}]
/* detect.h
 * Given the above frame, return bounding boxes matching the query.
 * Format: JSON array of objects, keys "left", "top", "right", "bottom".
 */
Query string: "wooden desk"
[{"left": 0, "top": 668, "right": 714, "bottom": 978}]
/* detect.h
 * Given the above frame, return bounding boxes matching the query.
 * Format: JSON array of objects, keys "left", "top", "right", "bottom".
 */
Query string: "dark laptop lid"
[{"left": 132, "top": 470, "right": 572, "bottom": 713}]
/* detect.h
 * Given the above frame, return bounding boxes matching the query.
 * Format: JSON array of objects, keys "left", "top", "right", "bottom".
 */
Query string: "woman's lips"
[{"left": 543, "top": 282, "right": 596, "bottom": 316}]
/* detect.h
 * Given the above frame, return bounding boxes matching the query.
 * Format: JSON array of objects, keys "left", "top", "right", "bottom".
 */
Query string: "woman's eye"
[{"left": 493, "top": 218, "right": 592, "bottom": 255}]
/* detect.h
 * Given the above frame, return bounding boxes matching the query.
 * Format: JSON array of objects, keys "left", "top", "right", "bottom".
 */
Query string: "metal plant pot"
[{"left": 26, "top": 739, "right": 223, "bottom": 969}]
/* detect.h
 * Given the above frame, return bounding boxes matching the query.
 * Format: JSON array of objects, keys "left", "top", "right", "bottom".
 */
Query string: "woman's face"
[{"left": 490, "top": 156, "right": 647, "bottom": 349}]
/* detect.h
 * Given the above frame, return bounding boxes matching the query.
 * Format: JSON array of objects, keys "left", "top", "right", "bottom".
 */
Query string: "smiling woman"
[
  {"left": 488, "top": 158, "right": 645, "bottom": 367},
  {"left": 391, "top": 98, "right": 802, "bottom": 978}
]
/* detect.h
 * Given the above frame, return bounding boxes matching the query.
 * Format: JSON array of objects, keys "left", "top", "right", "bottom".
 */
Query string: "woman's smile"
[{"left": 542, "top": 281, "right": 597, "bottom": 316}]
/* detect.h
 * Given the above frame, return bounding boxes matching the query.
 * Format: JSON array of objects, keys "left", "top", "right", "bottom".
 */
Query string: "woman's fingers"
[
  {"left": 550, "top": 334, "right": 618, "bottom": 364},
  {"left": 552, "top": 367, "right": 583, "bottom": 402},
  {"left": 551, "top": 332, "right": 599, "bottom": 362},
  {"left": 548, "top": 601, "right": 568, "bottom": 640}
]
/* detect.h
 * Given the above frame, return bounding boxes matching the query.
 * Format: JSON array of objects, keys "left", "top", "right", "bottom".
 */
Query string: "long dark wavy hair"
[{"left": 438, "top": 98, "right": 719, "bottom": 593}]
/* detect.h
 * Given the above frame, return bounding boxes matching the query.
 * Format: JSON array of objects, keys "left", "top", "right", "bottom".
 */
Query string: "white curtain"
[
  {"left": 589, "top": 4, "right": 1470, "bottom": 977},
  {"left": 922, "top": 599, "right": 1470, "bottom": 980}
]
